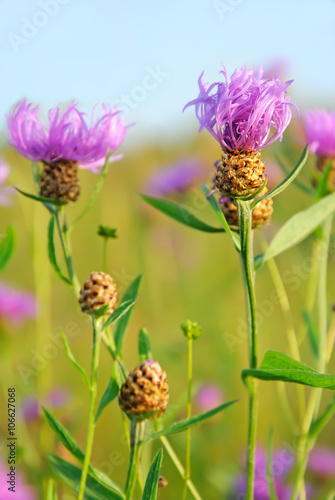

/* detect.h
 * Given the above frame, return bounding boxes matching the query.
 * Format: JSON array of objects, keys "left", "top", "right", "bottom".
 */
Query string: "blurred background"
[{"left": 1, "top": 1, "right": 335, "bottom": 499}]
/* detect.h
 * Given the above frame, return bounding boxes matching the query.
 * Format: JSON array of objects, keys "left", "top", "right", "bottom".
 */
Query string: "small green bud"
[
  {"left": 97, "top": 225, "right": 117, "bottom": 239},
  {"left": 181, "top": 320, "right": 202, "bottom": 340}
]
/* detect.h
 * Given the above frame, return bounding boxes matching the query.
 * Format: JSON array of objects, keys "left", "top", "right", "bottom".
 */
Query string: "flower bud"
[
  {"left": 40, "top": 160, "right": 80, "bottom": 203},
  {"left": 181, "top": 320, "right": 202, "bottom": 340},
  {"left": 78, "top": 271, "right": 118, "bottom": 316}
]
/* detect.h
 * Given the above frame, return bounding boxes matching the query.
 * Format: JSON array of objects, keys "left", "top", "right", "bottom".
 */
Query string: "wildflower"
[
  {"left": 146, "top": 158, "right": 206, "bottom": 196},
  {"left": 0, "top": 158, "right": 14, "bottom": 206},
  {"left": 119, "top": 360, "right": 169, "bottom": 419},
  {"left": 303, "top": 109, "right": 335, "bottom": 185},
  {"left": 0, "top": 282, "right": 36, "bottom": 323},
  {"left": 196, "top": 384, "right": 223, "bottom": 412},
  {"left": 21, "top": 387, "right": 70, "bottom": 422},
  {"left": 7, "top": 100, "right": 129, "bottom": 203},
  {"left": 78, "top": 272, "right": 118, "bottom": 316},
  {"left": 184, "top": 66, "right": 297, "bottom": 197},
  {"left": 308, "top": 447, "right": 335, "bottom": 479}
]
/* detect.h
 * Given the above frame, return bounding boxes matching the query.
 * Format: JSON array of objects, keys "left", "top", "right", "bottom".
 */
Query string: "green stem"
[
  {"left": 183, "top": 337, "right": 193, "bottom": 500},
  {"left": 78, "top": 318, "right": 102, "bottom": 500},
  {"left": 159, "top": 436, "right": 202, "bottom": 500},
  {"left": 124, "top": 419, "right": 145, "bottom": 500},
  {"left": 55, "top": 208, "right": 80, "bottom": 294},
  {"left": 291, "top": 216, "right": 333, "bottom": 500},
  {"left": 236, "top": 200, "right": 259, "bottom": 500},
  {"left": 102, "top": 237, "right": 108, "bottom": 273}
]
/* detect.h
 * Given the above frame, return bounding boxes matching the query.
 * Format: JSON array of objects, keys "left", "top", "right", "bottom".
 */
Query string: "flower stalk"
[
  {"left": 183, "top": 335, "right": 193, "bottom": 500},
  {"left": 124, "top": 419, "right": 145, "bottom": 500},
  {"left": 236, "top": 199, "right": 259, "bottom": 500}
]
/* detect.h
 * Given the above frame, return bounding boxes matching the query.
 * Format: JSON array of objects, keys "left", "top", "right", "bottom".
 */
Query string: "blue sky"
[{"left": 1, "top": 0, "right": 335, "bottom": 146}]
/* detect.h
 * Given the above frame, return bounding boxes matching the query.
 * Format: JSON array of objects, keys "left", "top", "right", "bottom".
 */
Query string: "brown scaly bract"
[
  {"left": 78, "top": 272, "right": 118, "bottom": 315},
  {"left": 40, "top": 160, "right": 80, "bottom": 203}
]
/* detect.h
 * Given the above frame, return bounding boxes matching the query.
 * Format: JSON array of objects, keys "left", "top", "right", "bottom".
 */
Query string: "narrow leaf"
[
  {"left": 262, "top": 192, "right": 335, "bottom": 262},
  {"left": 145, "top": 400, "right": 237, "bottom": 442},
  {"left": 242, "top": 350, "right": 335, "bottom": 389},
  {"left": 44, "top": 412, "right": 124, "bottom": 496},
  {"left": 316, "top": 160, "right": 332, "bottom": 199},
  {"left": 0, "top": 225, "right": 15, "bottom": 273},
  {"left": 141, "top": 194, "right": 225, "bottom": 233},
  {"left": 276, "top": 153, "right": 314, "bottom": 196},
  {"left": 47, "top": 479, "right": 58, "bottom": 500},
  {"left": 114, "top": 275, "right": 142, "bottom": 354},
  {"left": 69, "top": 152, "right": 111, "bottom": 228},
  {"left": 142, "top": 449, "right": 163, "bottom": 500},
  {"left": 61, "top": 330, "right": 90, "bottom": 388},
  {"left": 48, "top": 455, "right": 124, "bottom": 500},
  {"left": 303, "top": 310, "right": 319, "bottom": 357},
  {"left": 95, "top": 374, "right": 120, "bottom": 423},
  {"left": 48, "top": 215, "right": 72, "bottom": 285},
  {"left": 201, "top": 184, "right": 241, "bottom": 251},
  {"left": 308, "top": 394, "right": 335, "bottom": 441},
  {"left": 139, "top": 327, "right": 152, "bottom": 362},
  {"left": 102, "top": 298, "right": 137, "bottom": 331},
  {"left": 251, "top": 146, "right": 309, "bottom": 208},
  {"left": 16, "top": 187, "right": 62, "bottom": 205}
]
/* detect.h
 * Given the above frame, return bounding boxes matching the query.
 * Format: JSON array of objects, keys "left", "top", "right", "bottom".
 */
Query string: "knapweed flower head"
[
  {"left": 0, "top": 282, "right": 36, "bottom": 323},
  {"left": 184, "top": 66, "right": 297, "bottom": 152},
  {"left": 303, "top": 109, "right": 335, "bottom": 158},
  {"left": 0, "top": 158, "right": 15, "bottom": 206},
  {"left": 146, "top": 158, "right": 205, "bottom": 197},
  {"left": 7, "top": 99, "right": 129, "bottom": 171}
]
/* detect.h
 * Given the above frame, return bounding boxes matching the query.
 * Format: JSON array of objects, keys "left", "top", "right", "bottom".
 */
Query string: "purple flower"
[
  {"left": 0, "top": 282, "right": 36, "bottom": 323},
  {"left": 146, "top": 158, "right": 205, "bottom": 196},
  {"left": 234, "top": 446, "right": 295, "bottom": 500},
  {"left": 0, "top": 158, "right": 15, "bottom": 206},
  {"left": 196, "top": 384, "right": 223, "bottom": 412},
  {"left": 7, "top": 99, "right": 129, "bottom": 171},
  {"left": 21, "top": 387, "right": 70, "bottom": 422},
  {"left": 0, "top": 461, "right": 36, "bottom": 499},
  {"left": 21, "top": 397, "right": 40, "bottom": 421},
  {"left": 308, "top": 447, "right": 335, "bottom": 478},
  {"left": 303, "top": 109, "right": 335, "bottom": 157},
  {"left": 184, "top": 66, "right": 297, "bottom": 152}
]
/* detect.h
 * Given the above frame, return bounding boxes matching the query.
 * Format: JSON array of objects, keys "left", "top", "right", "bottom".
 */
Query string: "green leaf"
[
  {"left": 201, "top": 184, "right": 241, "bottom": 251},
  {"left": 303, "top": 310, "right": 319, "bottom": 357},
  {"left": 61, "top": 330, "right": 90, "bottom": 388},
  {"left": 251, "top": 146, "right": 309, "bottom": 208},
  {"left": 44, "top": 411, "right": 124, "bottom": 496},
  {"left": 48, "top": 216, "right": 72, "bottom": 285},
  {"left": 141, "top": 194, "right": 226, "bottom": 233},
  {"left": 16, "top": 187, "right": 62, "bottom": 206},
  {"left": 69, "top": 152, "right": 111, "bottom": 228},
  {"left": 47, "top": 479, "right": 58, "bottom": 500},
  {"left": 308, "top": 394, "right": 335, "bottom": 441},
  {"left": 114, "top": 275, "right": 142, "bottom": 353},
  {"left": 316, "top": 160, "right": 332, "bottom": 199},
  {"left": 145, "top": 400, "right": 237, "bottom": 442},
  {"left": 259, "top": 192, "right": 335, "bottom": 263},
  {"left": 138, "top": 327, "right": 152, "bottom": 363},
  {"left": 48, "top": 455, "right": 124, "bottom": 500},
  {"left": 95, "top": 372, "right": 120, "bottom": 423},
  {"left": 0, "top": 225, "right": 15, "bottom": 274},
  {"left": 102, "top": 298, "right": 137, "bottom": 331},
  {"left": 142, "top": 449, "right": 163, "bottom": 500},
  {"left": 242, "top": 350, "right": 335, "bottom": 389}
]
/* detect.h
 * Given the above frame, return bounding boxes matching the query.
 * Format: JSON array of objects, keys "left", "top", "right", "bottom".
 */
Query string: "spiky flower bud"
[
  {"left": 181, "top": 320, "right": 202, "bottom": 340},
  {"left": 40, "top": 160, "right": 80, "bottom": 203},
  {"left": 118, "top": 361, "right": 169, "bottom": 419},
  {"left": 220, "top": 188, "right": 273, "bottom": 229},
  {"left": 215, "top": 150, "right": 266, "bottom": 198},
  {"left": 78, "top": 271, "right": 118, "bottom": 316}
]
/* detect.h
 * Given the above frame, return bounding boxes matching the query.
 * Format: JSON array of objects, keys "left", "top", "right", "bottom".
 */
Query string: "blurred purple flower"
[
  {"left": 7, "top": 99, "right": 129, "bottom": 172},
  {"left": 234, "top": 446, "right": 294, "bottom": 500},
  {"left": 0, "top": 282, "right": 36, "bottom": 323},
  {"left": 303, "top": 109, "right": 335, "bottom": 157},
  {"left": 196, "top": 384, "right": 223, "bottom": 412},
  {"left": 308, "top": 447, "right": 335, "bottom": 478},
  {"left": 47, "top": 388, "right": 70, "bottom": 408},
  {"left": 146, "top": 158, "right": 205, "bottom": 196},
  {"left": 184, "top": 66, "right": 297, "bottom": 152},
  {"left": 21, "top": 397, "right": 40, "bottom": 421},
  {"left": 21, "top": 387, "right": 70, "bottom": 422},
  {"left": 0, "top": 158, "right": 15, "bottom": 206},
  {"left": 0, "top": 461, "right": 35, "bottom": 499}
]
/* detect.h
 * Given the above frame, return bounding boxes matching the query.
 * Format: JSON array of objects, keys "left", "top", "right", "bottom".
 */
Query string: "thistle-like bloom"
[
  {"left": 0, "top": 158, "right": 15, "bottom": 206},
  {"left": 303, "top": 109, "right": 335, "bottom": 158},
  {"left": 184, "top": 66, "right": 297, "bottom": 152},
  {"left": 0, "top": 282, "right": 36, "bottom": 323},
  {"left": 146, "top": 158, "right": 206, "bottom": 196},
  {"left": 6, "top": 99, "right": 129, "bottom": 171}
]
